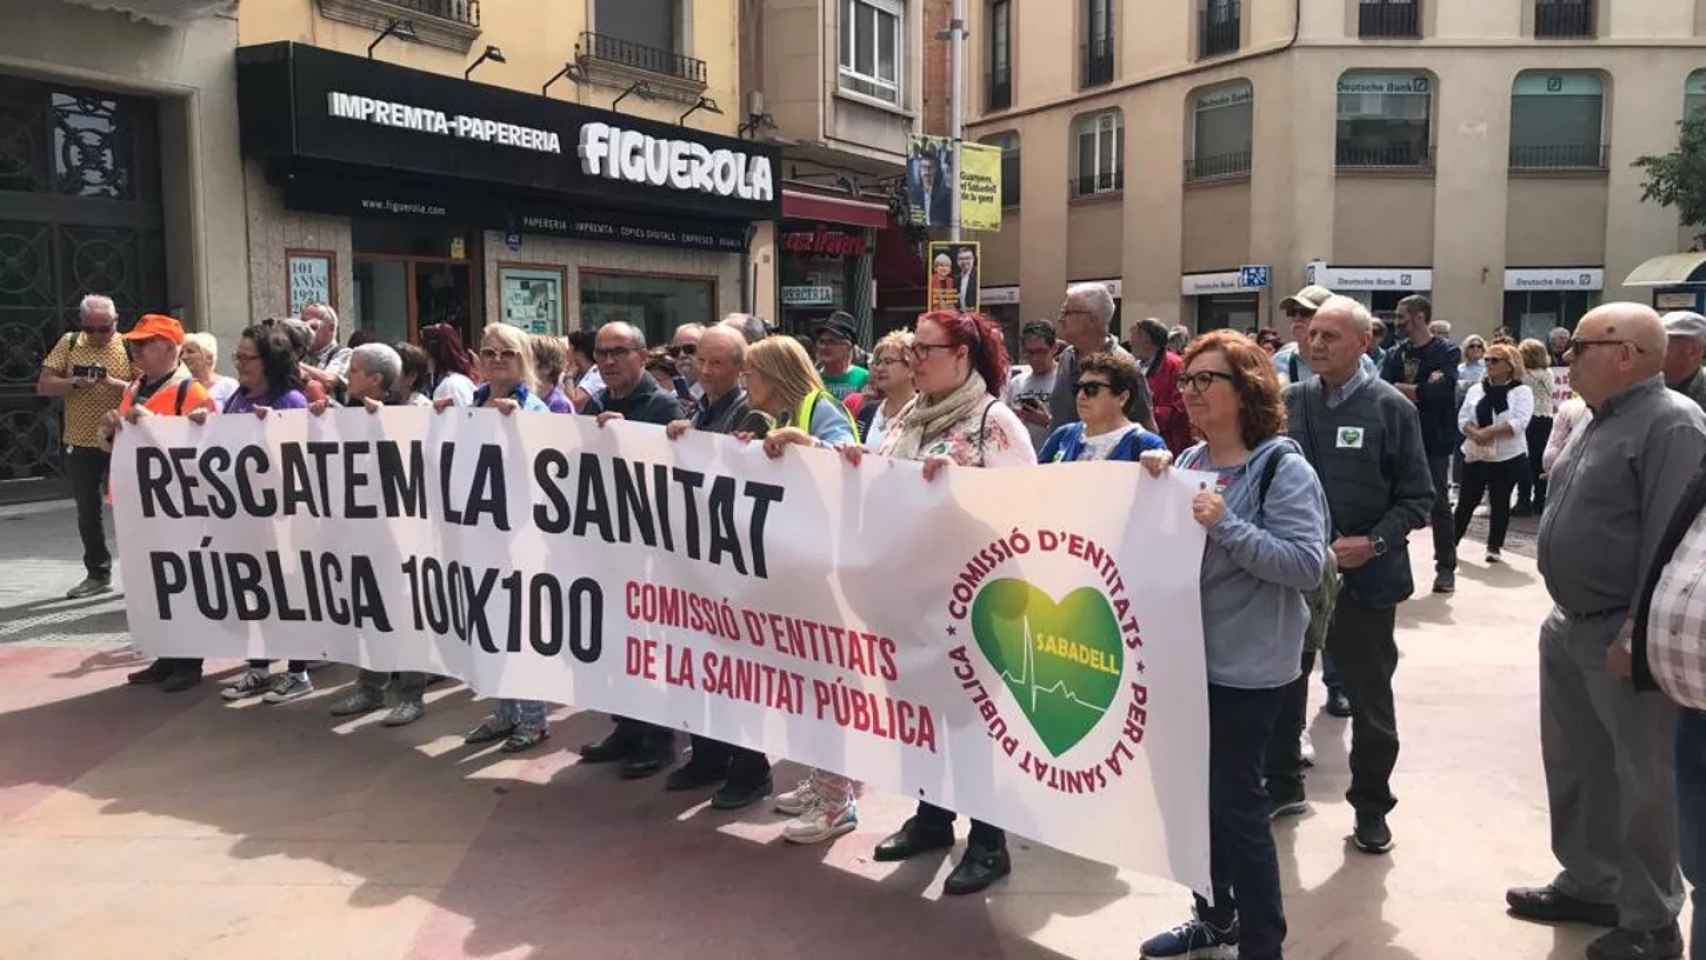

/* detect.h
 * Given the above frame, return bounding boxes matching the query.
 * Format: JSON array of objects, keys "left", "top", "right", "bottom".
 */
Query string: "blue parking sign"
[{"left": 1239, "top": 264, "right": 1270, "bottom": 288}]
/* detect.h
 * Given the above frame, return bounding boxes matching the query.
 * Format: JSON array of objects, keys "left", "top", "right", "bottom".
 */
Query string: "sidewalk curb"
[{"left": 0, "top": 499, "right": 73, "bottom": 521}]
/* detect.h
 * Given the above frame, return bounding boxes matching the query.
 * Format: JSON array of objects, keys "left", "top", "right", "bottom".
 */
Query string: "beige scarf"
[{"left": 882, "top": 371, "right": 991, "bottom": 461}]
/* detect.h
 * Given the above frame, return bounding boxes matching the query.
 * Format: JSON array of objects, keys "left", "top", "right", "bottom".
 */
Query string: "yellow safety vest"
[{"left": 792, "top": 388, "right": 860, "bottom": 445}]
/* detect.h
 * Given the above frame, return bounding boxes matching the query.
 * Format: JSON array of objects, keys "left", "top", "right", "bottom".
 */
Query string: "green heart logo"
[{"left": 970, "top": 578, "right": 1123, "bottom": 757}]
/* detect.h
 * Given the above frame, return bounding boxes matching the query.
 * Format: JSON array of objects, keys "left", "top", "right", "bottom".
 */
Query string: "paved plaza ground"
[{"left": 0, "top": 500, "right": 1690, "bottom": 959}]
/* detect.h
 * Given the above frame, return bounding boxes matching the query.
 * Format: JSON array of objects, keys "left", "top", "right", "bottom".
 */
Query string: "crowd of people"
[{"left": 33, "top": 285, "right": 1706, "bottom": 960}]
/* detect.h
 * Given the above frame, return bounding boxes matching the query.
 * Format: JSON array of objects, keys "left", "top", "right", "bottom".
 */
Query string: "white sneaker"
[
  {"left": 774, "top": 779, "right": 818, "bottom": 815},
  {"left": 782, "top": 800, "right": 857, "bottom": 844},
  {"left": 221, "top": 668, "right": 272, "bottom": 701},
  {"left": 1300, "top": 730, "right": 1316, "bottom": 767},
  {"left": 1486, "top": 550, "right": 1502, "bottom": 564}
]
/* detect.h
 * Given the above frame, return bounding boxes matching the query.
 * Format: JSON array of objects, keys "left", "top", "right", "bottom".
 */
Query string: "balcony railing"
[
  {"left": 1200, "top": 3, "right": 1241, "bottom": 58},
  {"left": 387, "top": 0, "right": 479, "bottom": 26},
  {"left": 578, "top": 31, "right": 707, "bottom": 84},
  {"left": 1071, "top": 170, "right": 1125, "bottom": 197},
  {"left": 1336, "top": 142, "right": 1432, "bottom": 167},
  {"left": 1510, "top": 142, "right": 1609, "bottom": 169},
  {"left": 1189, "top": 150, "right": 1252, "bottom": 181},
  {"left": 1535, "top": 0, "right": 1593, "bottom": 36},
  {"left": 1082, "top": 40, "right": 1114, "bottom": 87},
  {"left": 988, "top": 69, "right": 1012, "bottom": 111},
  {"left": 1359, "top": 1, "right": 1418, "bottom": 36}
]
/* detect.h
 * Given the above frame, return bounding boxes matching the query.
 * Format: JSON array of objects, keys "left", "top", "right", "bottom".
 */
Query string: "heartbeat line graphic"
[{"left": 998, "top": 616, "right": 1110, "bottom": 715}]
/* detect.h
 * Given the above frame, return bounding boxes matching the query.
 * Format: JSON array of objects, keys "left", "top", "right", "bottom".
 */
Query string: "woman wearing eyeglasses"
[
  {"left": 449, "top": 323, "right": 553, "bottom": 752},
  {"left": 1452, "top": 341, "right": 1534, "bottom": 564},
  {"left": 212, "top": 324, "right": 318, "bottom": 705},
  {"left": 1037, "top": 351, "right": 1166, "bottom": 462},
  {"left": 838, "top": 309, "right": 1036, "bottom": 895},
  {"left": 420, "top": 322, "right": 478, "bottom": 407},
  {"left": 861, "top": 329, "right": 916, "bottom": 450},
  {"left": 1136, "top": 329, "right": 1329, "bottom": 960}
]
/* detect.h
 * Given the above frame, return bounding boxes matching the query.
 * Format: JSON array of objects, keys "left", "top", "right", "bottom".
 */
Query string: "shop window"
[
  {"left": 1072, "top": 110, "right": 1124, "bottom": 198},
  {"left": 979, "top": 131, "right": 1021, "bottom": 206},
  {"left": 988, "top": 0, "right": 1012, "bottom": 110},
  {"left": 1510, "top": 72, "right": 1605, "bottom": 169},
  {"left": 841, "top": 0, "right": 904, "bottom": 104},
  {"left": 581, "top": 271, "right": 715, "bottom": 349},
  {"left": 1083, "top": 0, "right": 1115, "bottom": 87},
  {"left": 1504, "top": 290, "right": 1596, "bottom": 340},
  {"left": 1336, "top": 70, "right": 1432, "bottom": 168},
  {"left": 1189, "top": 81, "right": 1253, "bottom": 180},
  {"left": 1200, "top": 0, "right": 1241, "bottom": 59},
  {"left": 1686, "top": 70, "right": 1706, "bottom": 120}
]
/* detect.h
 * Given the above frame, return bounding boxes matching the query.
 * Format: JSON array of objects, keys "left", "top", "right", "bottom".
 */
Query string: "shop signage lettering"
[
  {"left": 1335, "top": 72, "right": 1430, "bottom": 96},
  {"left": 578, "top": 122, "right": 775, "bottom": 202},
  {"left": 1504, "top": 268, "right": 1603, "bottom": 291},
  {"left": 782, "top": 227, "right": 867, "bottom": 257},
  {"left": 326, "top": 92, "right": 562, "bottom": 154},
  {"left": 782, "top": 286, "right": 836, "bottom": 306}
]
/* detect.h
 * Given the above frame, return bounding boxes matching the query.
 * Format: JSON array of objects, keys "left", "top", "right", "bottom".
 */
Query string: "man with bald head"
[
  {"left": 578, "top": 321, "right": 686, "bottom": 778},
  {"left": 1508, "top": 303, "right": 1703, "bottom": 960},
  {"left": 1269, "top": 296, "right": 1433, "bottom": 856}
]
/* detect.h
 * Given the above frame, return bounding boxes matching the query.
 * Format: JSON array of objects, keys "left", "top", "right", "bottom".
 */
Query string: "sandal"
[
  {"left": 501, "top": 727, "right": 550, "bottom": 753},
  {"left": 464, "top": 718, "right": 515, "bottom": 745}
]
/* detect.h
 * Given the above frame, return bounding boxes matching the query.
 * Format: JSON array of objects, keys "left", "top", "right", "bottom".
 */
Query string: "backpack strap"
[
  {"left": 1257, "top": 449, "right": 1293, "bottom": 514},
  {"left": 1288, "top": 351, "right": 1299, "bottom": 383},
  {"left": 173, "top": 378, "right": 192, "bottom": 416},
  {"left": 976, "top": 399, "right": 995, "bottom": 466}
]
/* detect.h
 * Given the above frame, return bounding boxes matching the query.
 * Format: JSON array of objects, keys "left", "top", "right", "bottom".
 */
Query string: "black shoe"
[
  {"left": 942, "top": 843, "right": 1011, "bottom": 895},
  {"left": 619, "top": 734, "right": 676, "bottom": 780},
  {"left": 1512, "top": 502, "right": 1534, "bottom": 517},
  {"left": 711, "top": 776, "right": 773, "bottom": 810},
  {"left": 1433, "top": 571, "right": 1456, "bottom": 594},
  {"left": 664, "top": 758, "right": 728, "bottom": 792},
  {"left": 1586, "top": 923, "right": 1684, "bottom": 960},
  {"left": 127, "top": 660, "right": 174, "bottom": 685},
  {"left": 1352, "top": 810, "right": 1393, "bottom": 854},
  {"left": 1268, "top": 785, "right": 1309, "bottom": 820},
  {"left": 872, "top": 815, "right": 957, "bottom": 862},
  {"left": 66, "top": 577, "right": 111, "bottom": 600},
  {"left": 579, "top": 727, "right": 643, "bottom": 764},
  {"left": 1325, "top": 688, "right": 1354, "bottom": 718},
  {"left": 159, "top": 670, "right": 202, "bottom": 693},
  {"left": 1505, "top": 884, "right": 1620, "bottom": 927}
]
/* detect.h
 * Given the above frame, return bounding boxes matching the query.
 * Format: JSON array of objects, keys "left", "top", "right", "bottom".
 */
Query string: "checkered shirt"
[{"left": 1647, "top": 504, "right": 1706, "bottom": 709}]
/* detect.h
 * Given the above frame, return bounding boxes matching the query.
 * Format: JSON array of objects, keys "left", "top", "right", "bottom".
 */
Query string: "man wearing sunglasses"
[
  {"left": 667, "top": 322, "right": 706, "bottom": 419},
  {"left": 1510, "top": 303, "right": 1704, "bottom": 960},
  {"left": 36, "top": 293, "right": 133, "bottom": 599}
]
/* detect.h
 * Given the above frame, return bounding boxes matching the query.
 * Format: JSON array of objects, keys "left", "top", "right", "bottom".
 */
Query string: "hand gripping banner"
[{"left": 111, "top": 408, "right": 1211, "bottom": 892}]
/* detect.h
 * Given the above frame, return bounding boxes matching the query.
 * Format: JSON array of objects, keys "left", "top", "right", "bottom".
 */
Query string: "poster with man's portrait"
[
  {"left": 926, "top": 241, "right": 980, "bottom": 313},
  {"left": 907, "top": 137, "right": 954, "bottom": 228}
]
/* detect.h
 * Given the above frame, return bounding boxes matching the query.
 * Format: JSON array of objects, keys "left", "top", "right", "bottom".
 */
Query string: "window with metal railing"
[
  {"left": 388, "top": 0, "right": 480, "bottom": 27},
  {"left": 1535, "top": 0, "right": 1593, "bottom": 36},
  {"left": 579, "top": 31, "right": 707, "bottom": 84},
  {"left": 1334, "top": 142, "right": 1432, "bottom": 166},
  {"left": 1510, "top": 71, "right": 1606, "bottom": 169},
  {"left": 1200, "top": 0, "right": 1240, "bottom": 58},
  {"left": 1072, "top": 110, "right": 1123, "bottom": 197},
  {"left": 988, "top": 0, "right": 1012, "bottom": 110},
  {"left": 1336, "top": 70, "right": 1433, "bottom": 168},
  {"left": 1083, "top": 0, "right": 1115, "bottom": 87},
  {"left": 1359, "top": 0, "right": 1418, "bottom": 37},
  {"left": 1189, "top": 151, "right": 1252, "bottom": 180},
  {"left": 1189, "top": 80, "right": 1253, "bottom": 180},
  {"left": 1508, "top": 143, "right": 1609, "bottom": 168}
]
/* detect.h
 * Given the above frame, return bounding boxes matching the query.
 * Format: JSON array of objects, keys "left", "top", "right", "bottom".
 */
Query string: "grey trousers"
[{"left": 1539, "top": 606, "right": 1684, "bottom": 930}]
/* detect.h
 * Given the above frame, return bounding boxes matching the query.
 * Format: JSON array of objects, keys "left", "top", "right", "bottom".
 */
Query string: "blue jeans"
[
  {"left": 1321, "top": 652, "right": 1343, "bottom": 696},
  {"left": 1197, "top": 683, "right": 1286, "bottom": 959},
  {"left": 1679, "top": 708, "right": 1704, "bottom": 958}
]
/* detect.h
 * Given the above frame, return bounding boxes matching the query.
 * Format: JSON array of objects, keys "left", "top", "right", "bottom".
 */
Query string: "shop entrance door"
[
  {"left": 0, "top": 76, "right": 165, "bottom": 503},
  {"left": 352, "top": 257, "right": 474, "bottom": 346}
]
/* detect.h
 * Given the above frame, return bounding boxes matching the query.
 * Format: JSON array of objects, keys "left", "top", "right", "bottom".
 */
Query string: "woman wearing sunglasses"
[
  {"left": 1037, "top": 351, "right": 1166, "bottom": 462},
  {"left": 1137, "top": 329, "right": 1329, "bottom": 960},
  {"left": 444, "top": 323, "right": 554, "bottom": 753}
]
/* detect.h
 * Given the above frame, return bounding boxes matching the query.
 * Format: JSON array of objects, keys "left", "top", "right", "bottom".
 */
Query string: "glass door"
[{"left": 352, "top": 257, "right": 473, "bottom": 345}]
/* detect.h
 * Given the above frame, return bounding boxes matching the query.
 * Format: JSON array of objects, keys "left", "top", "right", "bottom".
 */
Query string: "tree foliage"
[{"left": 1635, "top": 110, "right": 1706, "bottom": 250}]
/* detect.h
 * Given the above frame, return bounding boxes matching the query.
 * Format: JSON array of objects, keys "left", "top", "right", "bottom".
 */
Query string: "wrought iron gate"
[{"left": 0, "top": 75, "right": 164, "bottom": 501}]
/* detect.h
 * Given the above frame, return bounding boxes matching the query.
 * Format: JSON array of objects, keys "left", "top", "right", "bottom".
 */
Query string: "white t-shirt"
[
  {"left": 1003, "top": 367, "right": 1058, "bottom": 450},
  {"left": 207, "top": 375, "right": 240, "bottom": 410},
  {"left": 432, "top": 372, "right": 476, "bottom": 407},
  {"left": 864, "top": 404, "right": 897, "bottom": 451},
  {"left": 1080, "top": 423, "right": 1143, "bottom": 461}
]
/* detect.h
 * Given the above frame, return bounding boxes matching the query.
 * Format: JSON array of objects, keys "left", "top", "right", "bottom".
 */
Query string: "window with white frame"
[
  {"left": 841, "top": 0, "right": 904, "bottom": 105},
  {"left": 1689, "top": 70, "right": 1706, "bottom": 119},
  {"left": 1073, "top": 110, "right": 1123, "bottom": 197}
]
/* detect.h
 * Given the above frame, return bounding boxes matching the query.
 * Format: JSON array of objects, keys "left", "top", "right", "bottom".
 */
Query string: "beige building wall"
[
  {"left": 0, "top": 5, "right": 248, "bottom": 348},
  {"left": 966, "top": 0, "right": 1706, "bottom": 338}
]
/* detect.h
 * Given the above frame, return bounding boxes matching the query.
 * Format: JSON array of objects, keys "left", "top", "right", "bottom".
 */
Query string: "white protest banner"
[{"left": 110, "top": 408, "right": 1211, "bottom": 891}]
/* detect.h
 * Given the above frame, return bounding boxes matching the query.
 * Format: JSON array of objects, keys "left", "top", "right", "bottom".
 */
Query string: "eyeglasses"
[
  {"left": 874, "top": 356, "right": 910, "bottom": 368},
  {"left": 667, "top": 344, "right": 697, "bottom": 357},
  {"left": 233, "top": 350, "right": 260, "bottom": 364},
  {"left": 908, "top": 341, "right": 956, "bottom": 361},
  {"left": 1076, "top": 380, "right": 1116, "bottom": 398},
  {"left": 1283, "top": 309, "right": 1312, "bottom": 320},
  {"left": 1567, "top": 337, "right": 1639, "bottom": 356},
  {"left": 479, "top": 347, "right": 522, "bottom": 362},
  {"left": 593, "top": 346, "right": 636, "bottom": 360},
  {"left": 1181, "top": 370, "right": 1236, "bottom": 393}
]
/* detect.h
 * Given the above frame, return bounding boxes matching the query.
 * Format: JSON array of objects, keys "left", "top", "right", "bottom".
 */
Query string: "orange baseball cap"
[{"left": 123, "top": 313, "right": 185, "bottom": 345}]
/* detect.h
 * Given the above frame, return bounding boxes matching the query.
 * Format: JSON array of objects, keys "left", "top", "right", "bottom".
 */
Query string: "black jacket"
[
  {"left": 1380, "top": 336, "right": 1461, "bottom": 457},
  {"left": 581, "top": 373, "right": 683, "bottom": 426}
]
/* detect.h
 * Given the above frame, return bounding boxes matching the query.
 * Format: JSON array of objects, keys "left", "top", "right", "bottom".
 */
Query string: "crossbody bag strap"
[{"left": 977, "top": 399, "right": 995, "bottom": 467}]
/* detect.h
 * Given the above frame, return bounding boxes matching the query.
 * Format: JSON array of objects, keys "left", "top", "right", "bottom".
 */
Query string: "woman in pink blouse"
[{"left": 839, "top": 309, "right": 1035, "bottom": 895}]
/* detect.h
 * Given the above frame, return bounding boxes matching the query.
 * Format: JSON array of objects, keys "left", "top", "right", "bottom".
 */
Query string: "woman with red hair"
[
  {"left": 839, "top": 310, "right": 1035, "bottom": 895},
  {"left": 420, "top": 322, "right": 479, "bottom": 406}
]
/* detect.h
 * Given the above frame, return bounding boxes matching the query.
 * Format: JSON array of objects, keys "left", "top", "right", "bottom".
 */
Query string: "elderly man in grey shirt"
[
  {"left": 1048, "top": 282, "right": 1155, "bottom": 432},
  {"left": 1508, "top": 303, "right": 1705, "bottom": 960}
]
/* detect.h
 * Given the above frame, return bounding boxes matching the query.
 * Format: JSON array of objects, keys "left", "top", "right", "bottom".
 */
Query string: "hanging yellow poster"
[{"left": 957, "top": 141, "right": 1003, "bottom": 232}]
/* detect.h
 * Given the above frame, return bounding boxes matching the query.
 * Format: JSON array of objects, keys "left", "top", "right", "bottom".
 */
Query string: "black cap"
[{"left": 815, "top": 311, "right": 858, "bottom": 343}]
